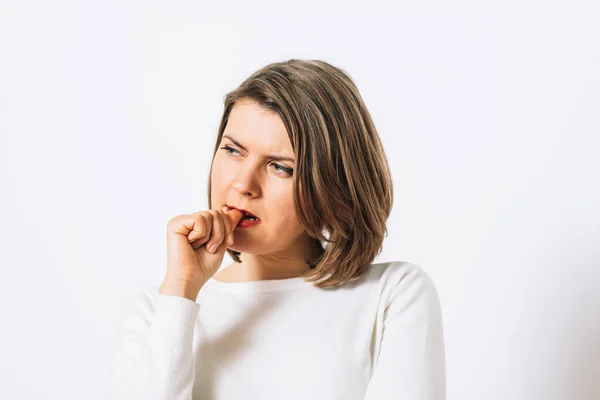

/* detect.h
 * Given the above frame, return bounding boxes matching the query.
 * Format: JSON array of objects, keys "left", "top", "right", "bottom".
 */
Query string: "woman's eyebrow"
[{"left": 222, "top": 134, "right": 296, "bottom": 162}]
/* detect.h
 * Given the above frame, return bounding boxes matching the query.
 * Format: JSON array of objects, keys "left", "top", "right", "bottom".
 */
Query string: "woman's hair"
[{"left": 207, "top": 59, "right": 394, "bottom": 289}]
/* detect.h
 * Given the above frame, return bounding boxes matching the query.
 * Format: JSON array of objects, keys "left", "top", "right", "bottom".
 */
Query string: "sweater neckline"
[{"left": 204, "top": 275, "right": 311, "bottom": 293}]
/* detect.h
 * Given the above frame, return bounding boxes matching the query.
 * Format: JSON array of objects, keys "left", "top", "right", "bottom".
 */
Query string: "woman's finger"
[{"left": 205, "top": 210, "right": 225, "bottom": 254}]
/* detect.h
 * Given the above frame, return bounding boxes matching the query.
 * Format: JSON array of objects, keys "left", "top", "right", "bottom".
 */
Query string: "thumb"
[{"left": 221, "top": 206, "right": 244, "bottom": 230}]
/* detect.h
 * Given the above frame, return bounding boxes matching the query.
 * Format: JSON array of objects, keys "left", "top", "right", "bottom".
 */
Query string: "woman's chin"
[
  {"left": 226, "top": 243, "right": 246, "bottom": 252},
  {"left": 227, "top": 237, "right": 266, "bottom": 254}
]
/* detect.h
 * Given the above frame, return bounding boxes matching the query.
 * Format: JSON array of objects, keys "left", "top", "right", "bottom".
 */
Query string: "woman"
[{"left": 108, "top": 59, "right": 446, "bottom": 399}]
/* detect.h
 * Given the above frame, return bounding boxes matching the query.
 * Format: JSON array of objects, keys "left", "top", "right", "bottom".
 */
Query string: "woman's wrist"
[{"left": 159, "top": 278, "right": 204, "bottom": 301}]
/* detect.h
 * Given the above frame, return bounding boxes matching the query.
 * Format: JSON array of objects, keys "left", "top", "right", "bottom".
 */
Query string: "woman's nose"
[{"left": 231, "top": 166, "right": 260, "bottom": 196}]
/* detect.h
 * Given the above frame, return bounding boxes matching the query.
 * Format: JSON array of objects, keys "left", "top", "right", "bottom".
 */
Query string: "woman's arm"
[
  {"left": 364, "top": 267, "right": 447, "bottom": 399},
  {"left": 108, "top": 287, "right": 200, "bottom": 400}
]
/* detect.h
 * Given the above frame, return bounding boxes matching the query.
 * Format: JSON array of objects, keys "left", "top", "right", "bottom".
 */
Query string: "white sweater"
[{"left": 108, "top": 261, "right": 446, "bottom": 400}]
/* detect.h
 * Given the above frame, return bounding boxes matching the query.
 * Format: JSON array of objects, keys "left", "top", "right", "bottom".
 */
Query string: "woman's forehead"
[{"left": 224, "top": 102, "right": 294, "bottom": 160}]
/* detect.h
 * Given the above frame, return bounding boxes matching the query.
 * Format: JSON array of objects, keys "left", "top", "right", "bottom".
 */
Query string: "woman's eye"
[
  {"left": 220, "top": 145, "right": 293, "bottom": 176},
  {"left": 272, "top": 163, "right": 293, "bottom": 176},
  {"left": 220, "top": 145, "right": 240, "bottom": 156}
]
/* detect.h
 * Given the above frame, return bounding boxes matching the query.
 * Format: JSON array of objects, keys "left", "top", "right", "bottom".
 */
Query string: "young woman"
[{"left": 108, "top": 59, "right": 446, "bottom": 399}]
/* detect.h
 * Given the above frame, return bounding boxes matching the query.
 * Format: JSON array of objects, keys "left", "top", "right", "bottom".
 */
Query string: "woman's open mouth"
[{"left": 226, "top": 205, "right": 261, "bottom": 227}]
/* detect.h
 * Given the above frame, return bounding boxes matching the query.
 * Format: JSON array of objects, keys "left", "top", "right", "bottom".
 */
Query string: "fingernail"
[
  {"left": 226, "top": 233, "right": 234, "bottom": 245},
  {"left": 208, "top": 243, "right": 218, "bottom": 253}
]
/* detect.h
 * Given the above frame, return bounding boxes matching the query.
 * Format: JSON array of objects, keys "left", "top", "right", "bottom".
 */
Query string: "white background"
[{"left": 1, "top": 1, "right": 599, "bottom": 399}]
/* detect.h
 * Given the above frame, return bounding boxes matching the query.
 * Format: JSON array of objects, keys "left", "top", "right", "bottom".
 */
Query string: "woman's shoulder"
[
  {"left": 366, "top": 260, "right": 434, "bottom": 286},
  {"left": 363, "top": 261, "right": 442, "bottom": 309}
]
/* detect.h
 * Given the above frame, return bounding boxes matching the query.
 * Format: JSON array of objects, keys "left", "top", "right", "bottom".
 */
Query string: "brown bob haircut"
[{"left": 207, "top": 59, "right": 394, "bottom": 289}]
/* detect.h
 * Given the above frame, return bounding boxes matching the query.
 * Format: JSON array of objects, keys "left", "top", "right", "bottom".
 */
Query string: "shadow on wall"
[
  {"left": 558, "top": 259, "right": 600, "bottom": 399},
  {"left": 551, "top": 237, "right": 600, "bottom": 400}
]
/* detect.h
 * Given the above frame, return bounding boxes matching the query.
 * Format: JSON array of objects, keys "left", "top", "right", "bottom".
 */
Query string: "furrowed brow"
[{"left": 222, "top": 134, "right": 296, "bottom": 163}]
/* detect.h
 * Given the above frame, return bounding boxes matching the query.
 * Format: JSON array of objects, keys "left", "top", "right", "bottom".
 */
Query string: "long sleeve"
[
  {"left": 364, "top": 267, "right": 447, "bottom": 400},
  {"left": 108, "top": 287, "right": 201, "bottom": 400}
]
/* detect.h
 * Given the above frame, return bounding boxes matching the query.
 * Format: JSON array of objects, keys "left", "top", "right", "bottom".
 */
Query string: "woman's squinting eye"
[{"left": 220, "top": 145, "right": 294, "bottom": 176}]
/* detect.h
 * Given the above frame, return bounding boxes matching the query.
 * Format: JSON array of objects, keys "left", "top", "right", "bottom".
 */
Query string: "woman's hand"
[{"left": 160, "top": 206, "right": 244, "bottom": 299}]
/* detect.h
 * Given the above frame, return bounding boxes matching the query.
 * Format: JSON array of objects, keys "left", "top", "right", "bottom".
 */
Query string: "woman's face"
[{"left": 211, "top": 98, "right": 308, "bottom": 257}]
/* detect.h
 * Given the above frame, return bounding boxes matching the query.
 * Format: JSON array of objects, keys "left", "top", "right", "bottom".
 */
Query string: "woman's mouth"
[{"left": 226, "top": 205, "right": 260, "bottom": 221}]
